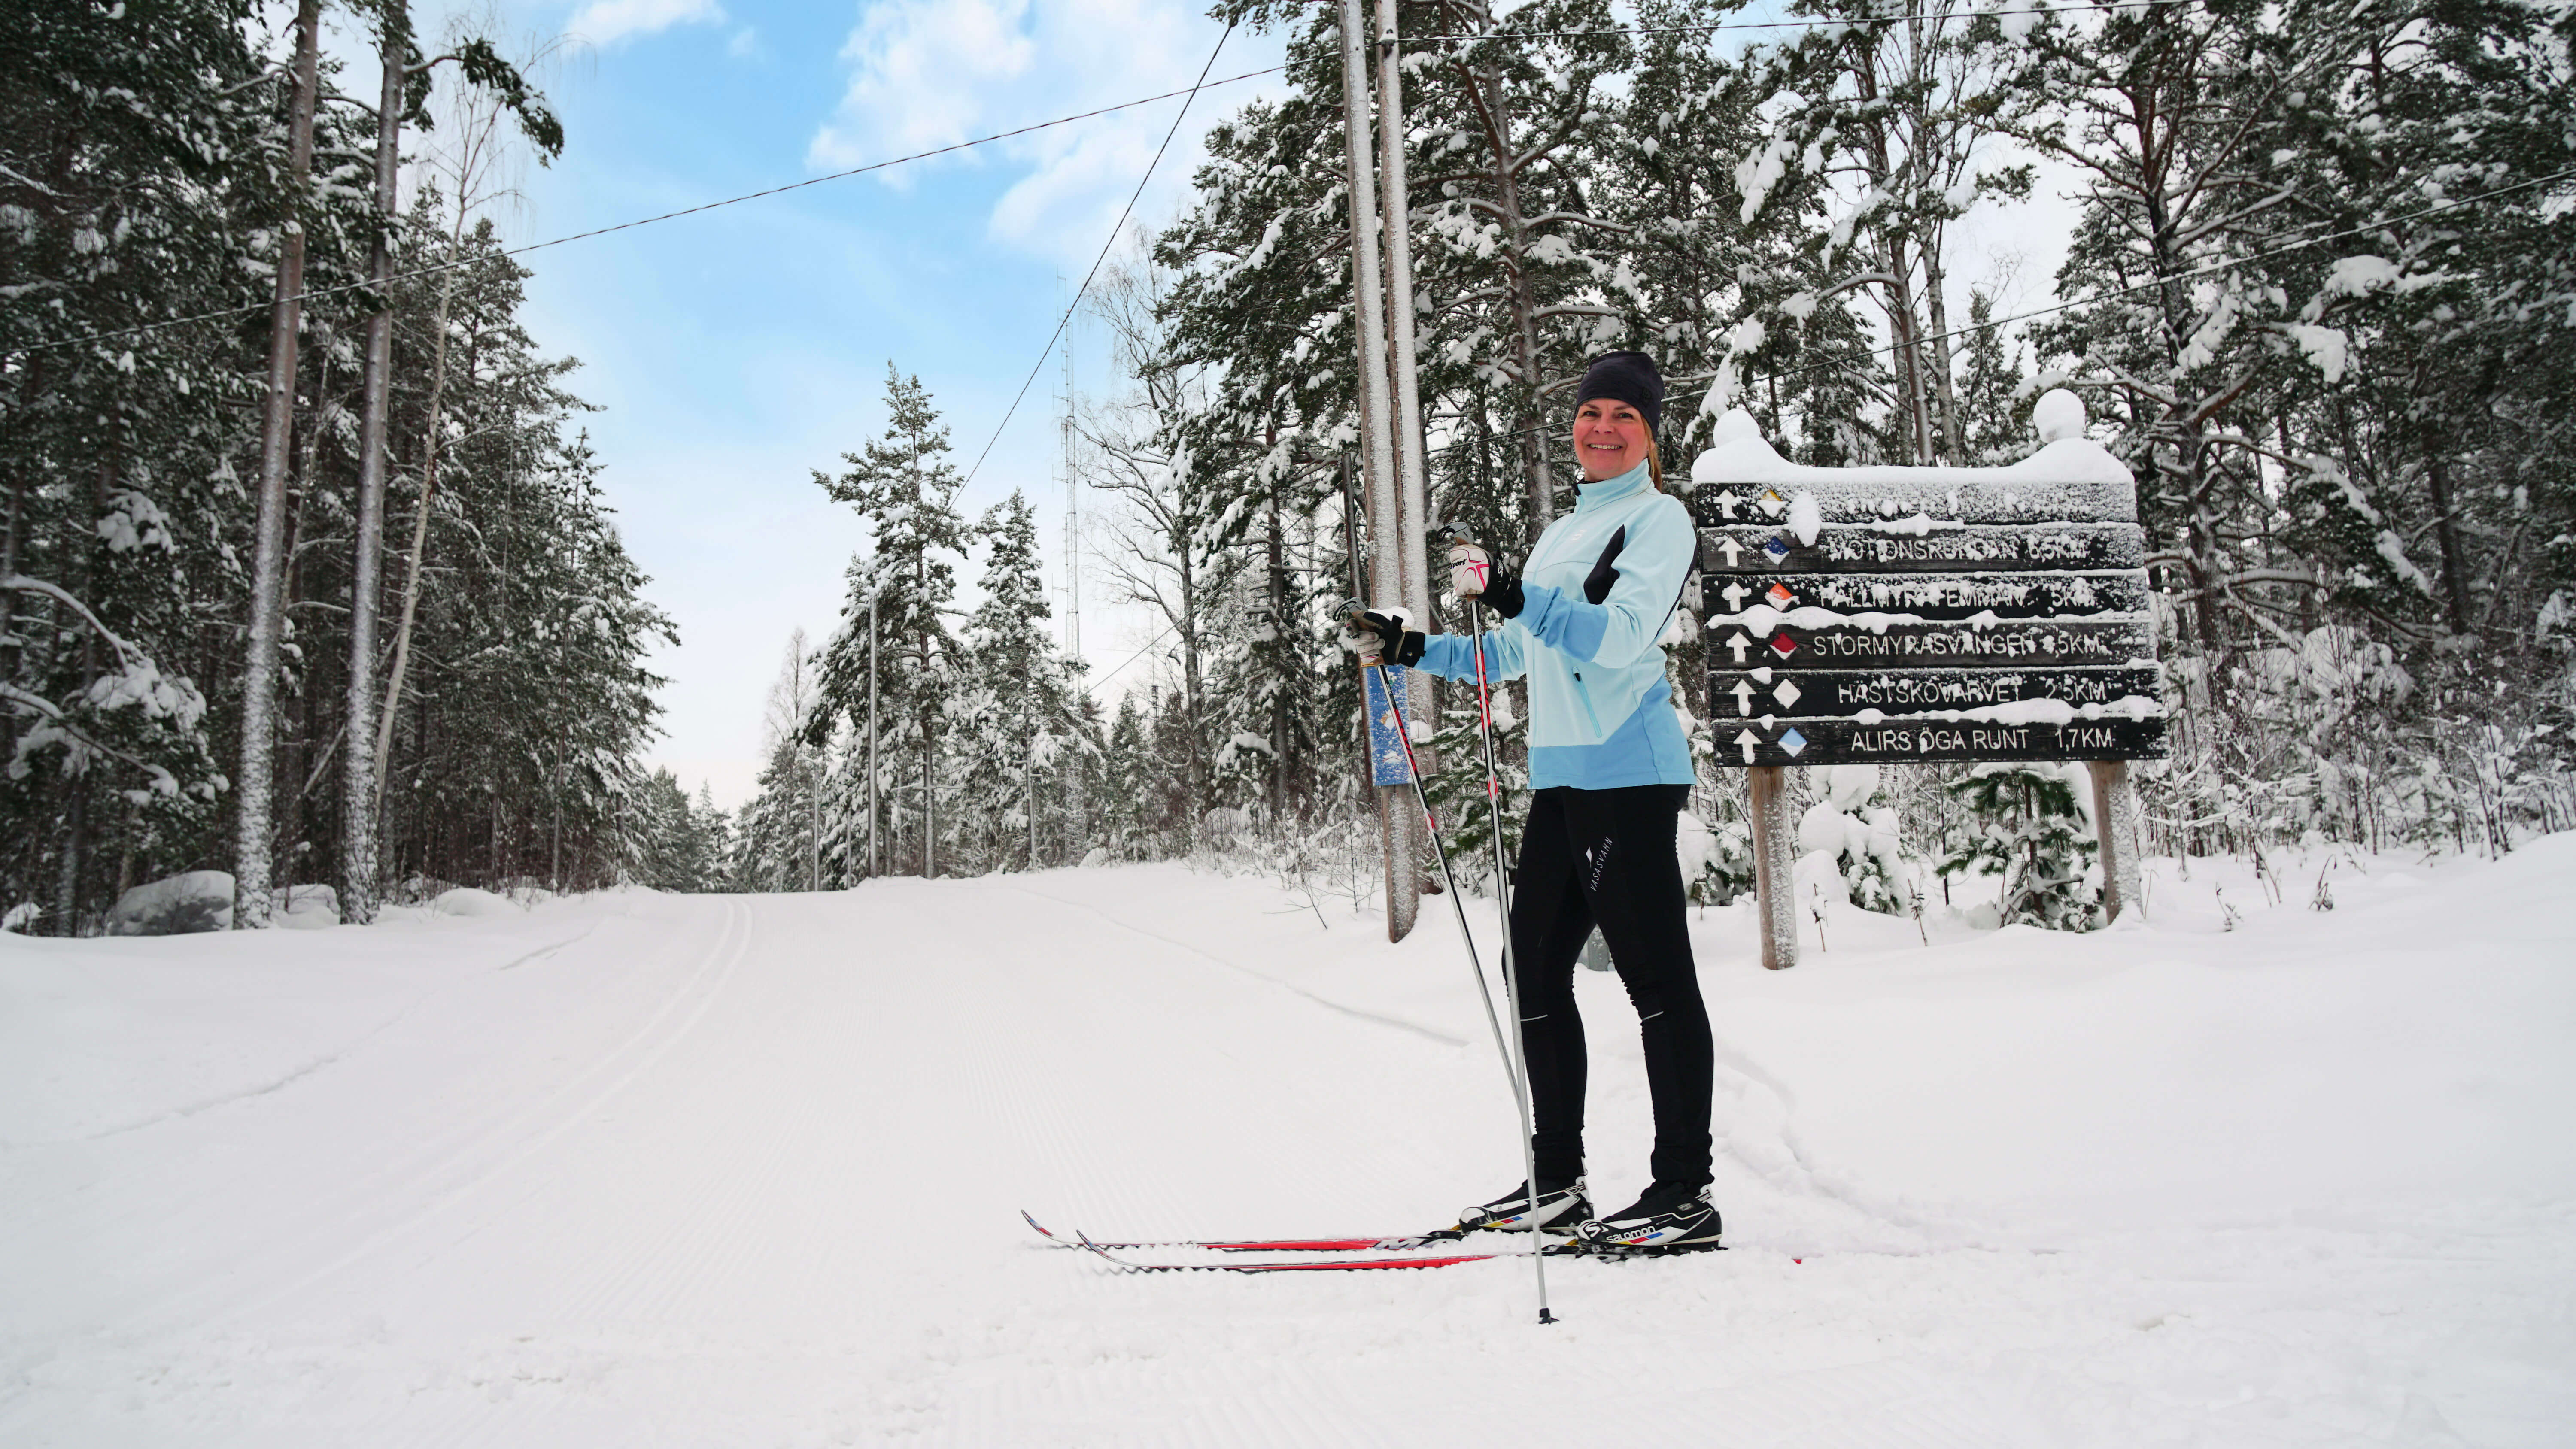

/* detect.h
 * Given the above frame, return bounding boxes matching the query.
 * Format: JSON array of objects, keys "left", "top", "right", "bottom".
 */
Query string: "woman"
[{"left": 1344, "top": 351, "right": 1719, "bottom": 1252}]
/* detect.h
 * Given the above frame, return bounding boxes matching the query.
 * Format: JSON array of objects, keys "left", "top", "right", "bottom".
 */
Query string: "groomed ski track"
[{"left": 5, "top": 845, "right": 2574, "bottom": 1446}]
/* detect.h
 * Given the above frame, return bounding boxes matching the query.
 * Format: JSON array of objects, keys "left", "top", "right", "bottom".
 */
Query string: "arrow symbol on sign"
[
  {"left": 1716, "top": 536, "right": 1743, "bottom": 567},
  {"left": 1774, "top": 679, "right": 1802, "bottom": 709},
  {"left": 1733, "top": 728, "right": 1759, "bottom": 763},
  {"left": 1730, "top": 679, "right": 1755, "bottom": 716},
  {"left": 1720, "top": 581, "right": 1749, "bottom": 612},
  {"left": 1713, "top": 489, "right": 1741, "bottom": 519},
  {"left": 1723, "top": 631, "right": 1750, "bottom": 664}
]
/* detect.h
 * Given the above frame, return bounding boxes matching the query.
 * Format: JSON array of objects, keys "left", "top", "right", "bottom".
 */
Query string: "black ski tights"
[{"left": 1509, "top": 784, "right": 1713, "bottom": 1190}]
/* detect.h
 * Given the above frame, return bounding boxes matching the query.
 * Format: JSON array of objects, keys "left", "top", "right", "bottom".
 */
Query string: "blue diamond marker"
[
  {"left": 1764, "top": 536, "right": 1790, "bottom": 561},
  {"left": 1779, "top": 728, "right": 1808, "bottom": 757}
]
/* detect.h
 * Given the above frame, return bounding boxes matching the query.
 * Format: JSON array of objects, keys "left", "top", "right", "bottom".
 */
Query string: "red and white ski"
[
  {"left": 1071, "top": 1229, "right": 1552, "bottom": 1274},
  {"left": 1021, "top": 1210, "right": 1465, "bottom": 1254}
]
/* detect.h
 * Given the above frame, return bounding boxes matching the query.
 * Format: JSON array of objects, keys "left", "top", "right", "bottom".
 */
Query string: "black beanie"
[{"left": 1572, "top": 351, "right": 1664, "bottom": 437}]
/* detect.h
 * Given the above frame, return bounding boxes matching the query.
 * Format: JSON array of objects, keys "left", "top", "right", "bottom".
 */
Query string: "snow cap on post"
[
  {"left": 2032, "top": 388, "right": 2087, "bottom": 443},
  {"left": 1573, "top": 350, "right": 1664, "bottom": 436}
]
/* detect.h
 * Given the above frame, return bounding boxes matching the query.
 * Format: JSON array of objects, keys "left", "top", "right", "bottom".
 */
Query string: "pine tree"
[
  {"left": 808, "top": 365, "right": 969, "bottom": 879},
  {"left": 1953, "top": 289, "right": 2028, "bottom": 463},
  {"left": 954, "top": 491, "right": 1081, "bottom": 871},
  {"left": 1939, "top": 764, "right": 2100, "bottom": 931}
]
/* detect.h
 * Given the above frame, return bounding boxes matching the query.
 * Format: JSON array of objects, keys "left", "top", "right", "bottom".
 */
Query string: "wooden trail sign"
[
  {"left": 1708, "top": 618, "right": 2153, "bottom": 670},
  {"left": 1686, "top": 396, "right": 2163, "bottom": 967}
]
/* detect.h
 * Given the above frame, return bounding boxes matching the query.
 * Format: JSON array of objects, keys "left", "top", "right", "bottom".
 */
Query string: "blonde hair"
[{"left": 1644, "top": 431, "right": 1665, "bottom": 491}]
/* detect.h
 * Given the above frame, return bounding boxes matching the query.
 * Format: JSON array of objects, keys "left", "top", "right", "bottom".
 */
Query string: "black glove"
[
  {"left": 1479, "top": 564, "right": 1526, "bottom": 620},
  {"left": 1342, "top": 609, "right": 1426, "bottom": 667}
]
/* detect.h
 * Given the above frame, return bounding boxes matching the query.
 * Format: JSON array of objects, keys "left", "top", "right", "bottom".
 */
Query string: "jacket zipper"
[{"left": 1569, "top": 670, "right": 1606, "bottom": 736}]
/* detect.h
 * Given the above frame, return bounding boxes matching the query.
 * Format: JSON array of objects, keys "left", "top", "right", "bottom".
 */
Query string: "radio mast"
[
  {"left": 1060, "top": 276, "right": 1081, "bottom": 659},
  {"left": 1060, "top": 278, "right": 1086, "bottom": 854}
]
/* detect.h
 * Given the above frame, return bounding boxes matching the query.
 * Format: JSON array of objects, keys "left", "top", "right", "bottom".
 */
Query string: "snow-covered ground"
[{"left": 4, "top": 838, "right": 2572, "bottom": 1446}]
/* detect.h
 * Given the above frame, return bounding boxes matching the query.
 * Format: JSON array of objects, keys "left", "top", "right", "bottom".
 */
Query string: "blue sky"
[{"left": 336, "top": 0, "right": 1290, "bottom": 806}]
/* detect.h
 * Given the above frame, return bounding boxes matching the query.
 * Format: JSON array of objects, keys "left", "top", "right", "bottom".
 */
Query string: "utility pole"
[
  {"left": 1337, "top": 0, "right": 1422, "bottom": 941},
  {"left": 1376, "top": 0, "right": 1432, "bottom": 630}
]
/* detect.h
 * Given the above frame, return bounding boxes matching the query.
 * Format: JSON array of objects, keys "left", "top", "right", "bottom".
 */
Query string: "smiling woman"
[{"left": 1343, "top": 352, "right": 1717, "bottom": 1252}]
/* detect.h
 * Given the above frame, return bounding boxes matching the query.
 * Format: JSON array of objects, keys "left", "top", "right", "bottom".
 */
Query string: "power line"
[
  {"left": 5, "top": 61, "right": 1288, "bottom": 361},
  {"left": 1086, "top": 620, "right": 1182, "bottom": 694},
  {"left": 960, "top": 24, "right": 1236, "bottom": 489}
]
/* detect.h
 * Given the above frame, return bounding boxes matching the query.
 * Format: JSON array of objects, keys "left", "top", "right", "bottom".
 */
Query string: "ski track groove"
[
  {"left": 974, "top": 881, "right": 1469, "bottom": 1048},
  {"left": 191, "top": 897, "right": 757, "bottom": 1334}
]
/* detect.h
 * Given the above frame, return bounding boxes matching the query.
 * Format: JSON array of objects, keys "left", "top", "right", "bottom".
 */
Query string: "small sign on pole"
[
  {"left": 1363, "top": 665, "right": 1416, "bottom": 787},
  {"left": 1691, "top": 395, "right": 2168, "bottom": 967}
]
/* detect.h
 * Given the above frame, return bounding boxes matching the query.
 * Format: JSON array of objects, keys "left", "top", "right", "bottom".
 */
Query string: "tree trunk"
[
  {"left": 2424, "top": 453, "right": 2472, "bottom": 633},
  {"left": 1884, "top": 235, "right": 1935, "bottom": 464},
  {"left": 1922, "top": 224, "right": 1964, "bottom": 464},
  {"left": 1266, "top": 495, "right": 1288, "bottom": 818},
  {"left": 373, "top": 200, "right": 473, "bottom": 815},
  {"left": 236, "top": 0, "right": 323, "bottom": 930},
  {"left": 1479, "top": 62, "right": 1554, "bottom": 532},
  {"left": 341, "top": 7, "right": 405, "bottom": 924}
]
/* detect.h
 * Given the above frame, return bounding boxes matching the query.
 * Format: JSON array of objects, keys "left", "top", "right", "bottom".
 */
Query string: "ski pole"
[
  {"left": 1466, "top": 592, "right": 1553, "bottom": 1321},
  {"left": 1344, "top": 597, "right": 1556, "bottom": 1324},
  {"left": 1437, "top": 526, "right": 1557, "bottom": 1325}
]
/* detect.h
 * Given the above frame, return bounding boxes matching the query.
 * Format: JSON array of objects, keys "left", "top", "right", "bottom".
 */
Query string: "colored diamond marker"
[
  {"left": 1769, "top": 632, "right": 1798, "bottom": 659},
  {"left": 1765, "top": 582, "right": 1795, "bottom": 609},
  {"left": 1773, "top": 679, "right": 1802, "bottom": 709},
  {"left": 1764, "top": 537, "right": 1790, "bottom": 561},
  {"left": 1779, "top": 727, "right": 1808, "bottom": 757}
]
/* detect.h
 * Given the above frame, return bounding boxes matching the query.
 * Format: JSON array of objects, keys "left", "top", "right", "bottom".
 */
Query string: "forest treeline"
[
  {"left": 722, "top": 0, "right": 2576, "bottom": 907},
  {"left": 12, "top": 0, "right": 2571, "bottom": 928},
  {"left": 4, "top": 0, "right": 669, "bottom": 931}
]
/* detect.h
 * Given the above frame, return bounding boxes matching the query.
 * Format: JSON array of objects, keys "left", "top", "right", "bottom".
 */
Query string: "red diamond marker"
[
  {"left": 1769, "top": 631, "right": 1798, "bottom": 659},
  {"left": 1765, "top": 582, "right": 1795, "bottom": 609}
]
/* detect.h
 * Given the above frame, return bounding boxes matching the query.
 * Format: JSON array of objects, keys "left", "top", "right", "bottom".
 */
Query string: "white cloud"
[
  {"left": 807, "top": 0, "right": 1282, "bottom": 262},
  {"left": 808, "top": 0, "right": 1039, "bottom": 183},
  {"left": 568, "top": 0, "right": 727, "bottom": 49}
]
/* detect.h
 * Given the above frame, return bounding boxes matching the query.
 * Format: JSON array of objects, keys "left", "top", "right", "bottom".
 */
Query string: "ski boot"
[
  {"left": 1576, "top": 1180, "right": 1723, "bottom": 1253},
  {"left": 1457, "top": 1178, "right": 1592, "bottom": 1234}
]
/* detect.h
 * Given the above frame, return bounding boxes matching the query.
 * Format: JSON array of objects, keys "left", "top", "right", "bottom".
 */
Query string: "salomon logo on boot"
[
  {"left": 1458, "top": 1179, "right": 1591, "bottom": 1234},
  {"left": 1576, "top": 1181, "right": 1722, "bottom": 1252}
]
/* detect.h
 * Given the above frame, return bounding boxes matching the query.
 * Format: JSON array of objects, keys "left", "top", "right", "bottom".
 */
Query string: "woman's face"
[{"left": 1572, "top": 398, "right": 1651, "bottom": 482}]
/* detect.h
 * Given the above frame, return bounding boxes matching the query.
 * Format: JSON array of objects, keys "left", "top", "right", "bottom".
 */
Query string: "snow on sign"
[{"left": 1689, "top": 400, "right": 2169, "bottom": 770}]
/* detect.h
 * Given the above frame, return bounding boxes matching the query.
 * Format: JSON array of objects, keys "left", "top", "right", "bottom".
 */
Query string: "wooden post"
[
  {"left": 1747, "top": 765, "right": 1798, "bottom": 970},
  {"left": 2087, "top": 758, "right": 2143, "bottom": 922}
]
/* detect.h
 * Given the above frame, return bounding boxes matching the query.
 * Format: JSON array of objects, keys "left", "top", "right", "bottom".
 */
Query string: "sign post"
[{"left": 1691, "top": 395, "right": 2167, "bottom": 967}]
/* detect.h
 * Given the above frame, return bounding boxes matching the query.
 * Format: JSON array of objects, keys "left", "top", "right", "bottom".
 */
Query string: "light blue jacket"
[{"left": 1416, "top": 461, "right": 1699, "bottom": 790}]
